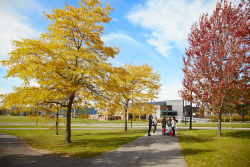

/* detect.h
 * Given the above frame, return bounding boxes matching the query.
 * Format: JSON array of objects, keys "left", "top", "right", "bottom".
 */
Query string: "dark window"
[{"left": 167, "top": 105, "right": 172, "bottom": 111}]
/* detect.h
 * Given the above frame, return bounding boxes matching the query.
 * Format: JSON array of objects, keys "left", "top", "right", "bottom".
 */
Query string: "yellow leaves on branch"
[
  {"left": 0, "top": 0, "right": 161, "bottom": 124},
  {"left": 1, "top": 0, "right": 119, "bottom": 107},
  {"left": 106, "top": 63, "right": 162, "bottom": 116}
]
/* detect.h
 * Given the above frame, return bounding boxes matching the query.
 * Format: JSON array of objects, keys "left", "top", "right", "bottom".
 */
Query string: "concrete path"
[{"left": 0, "top": 129, "right": 187, "bottom": 167}]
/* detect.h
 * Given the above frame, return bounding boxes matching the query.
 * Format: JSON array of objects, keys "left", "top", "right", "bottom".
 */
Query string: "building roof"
[
  {"left": 147, "top": 101, "right": 166, "bottom": 105},
  {"left": 160, "top": 110, "right": 177, "bottom": 113}
]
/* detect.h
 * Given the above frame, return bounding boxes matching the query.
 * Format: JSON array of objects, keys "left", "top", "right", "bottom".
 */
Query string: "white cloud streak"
[
  {"left": 126, "top": 0, "right": 241, "bottom": 60},
  {"left": 0, "top": 0, "right": 42, "bottom": 62},
  {"left": 101, "top": 32, "right": 140, "bottom": 44},
  {"left": 101, "top": 31, "right": 159, "bottom": 60}
]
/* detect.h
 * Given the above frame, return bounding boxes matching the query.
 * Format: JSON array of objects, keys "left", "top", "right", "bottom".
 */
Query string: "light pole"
[
  {"left": 131, "top": 92, "right": 133, "bottom": 128},
  {"left": 185, "top": 100, "right": 187, "bottom": 125}
]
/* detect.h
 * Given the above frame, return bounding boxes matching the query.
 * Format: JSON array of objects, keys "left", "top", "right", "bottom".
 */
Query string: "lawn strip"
[
  {"left": 0, "top": 116, "right": 148, "bottom": 124},
  {"left": 178, "top": 129, "right": 250, "bottom": 167},
  {"left": 177, "top": 123, "right": 250, "bottom": 128},
  {"left": 0, "top": 125, "right": 123, "bottom": 129}
]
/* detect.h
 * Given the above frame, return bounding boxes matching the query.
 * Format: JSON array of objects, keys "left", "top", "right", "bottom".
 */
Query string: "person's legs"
[
  {"left": 153, "top": 125, "right": 156, "bottom": 134},
  {"left": 172, "top": 127, "right": 175, "bottom": 136},
  {"left": 148, "top": 125, "right": 152, "bottom": 136}
]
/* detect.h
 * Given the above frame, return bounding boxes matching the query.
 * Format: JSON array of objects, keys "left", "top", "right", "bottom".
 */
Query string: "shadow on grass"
[
  {"left": 73, "top": 129, "right": 146, "bottom": 137},
  {"left": 223, "top": 130, "right": 250, "bottom": 138},
  {"left": 181, "top": 148, "right": 215, "bottom": 156},
  {"left": 178, "top": 129, "right": 216, "bottom": 144}
]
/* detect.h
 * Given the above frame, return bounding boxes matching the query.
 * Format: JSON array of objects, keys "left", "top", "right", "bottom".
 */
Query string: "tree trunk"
[
  {"left": 189, "top": 94, "right": 192, "bottom": 130},
  {"left": 56, "top": 109, "right": 59, "bottom": 135},
  {"left": 218, "top": 112, "right": 221, "bottom": 137},
  {"left": 65, "top": 95, "right": 74, "bottom": 143},
  {"left": 224, "top": 113, "right": 226, "bottom": 122},
  {"left": 124, "top": 108, "right": 127, "bottom": 131},
  {"left": 242, "top": 112, "right": 245, "bottom": 122},
  {"left": 230, "top": 114, "right": 232, "bottom": 123}
]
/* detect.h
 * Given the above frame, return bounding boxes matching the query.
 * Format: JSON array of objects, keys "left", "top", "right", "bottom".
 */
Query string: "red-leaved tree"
[{"left": 179, "top": 0, "right": 250, "bottom": 137}]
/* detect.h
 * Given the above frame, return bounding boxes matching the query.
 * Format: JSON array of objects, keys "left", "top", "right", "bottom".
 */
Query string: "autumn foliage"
[
  {"left": 0, "top": 0, "right": 161, "bottom": 143},
  {"left": 1, "top": 0, "right": 119, "bottom": 143},
  {"left": 108, "top": 63, "right": 161, "bottom": 131},
  {"left": 179, "top": 0, "right": 250, "bottom": 137}
]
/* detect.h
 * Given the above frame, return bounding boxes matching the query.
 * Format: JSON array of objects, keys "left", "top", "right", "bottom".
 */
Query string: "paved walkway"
[{"left": 0, "top": 129, "right": 187, "bottom": 167}]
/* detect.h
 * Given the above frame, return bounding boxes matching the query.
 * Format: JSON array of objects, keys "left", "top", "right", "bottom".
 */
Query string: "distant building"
[
  {"left": 89, "top": 99, "right": 193, "bottom": 121},
  {"left": 59, "top": 108, "right": 97, "bottom": 118},
  {"left": 147, "top": 99, "right": 202, "bottom": 121}
]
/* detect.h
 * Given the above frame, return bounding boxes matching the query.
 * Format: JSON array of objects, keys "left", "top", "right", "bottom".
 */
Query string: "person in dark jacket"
[
  {"left": 148, "top": 114, "right": 153, "bottom": 136},
  {"left": 161, "top": 117, "right": 166, "bottom": 134}
]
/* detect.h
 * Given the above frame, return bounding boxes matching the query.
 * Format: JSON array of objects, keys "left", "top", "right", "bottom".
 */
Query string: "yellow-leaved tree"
[
  {"left": 107, "top": 63, "right": 161, "bottom": 131},
  {"left": 0, "top": 0, "right": 120, "bottom": 143},
  {"left": 14, "top": 108, "right": 19, "bottom": 115}
]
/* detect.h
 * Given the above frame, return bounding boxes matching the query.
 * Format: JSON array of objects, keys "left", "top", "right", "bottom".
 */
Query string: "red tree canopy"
[{"left": 179, "top": 0, "right": 250, "bottom": 113}]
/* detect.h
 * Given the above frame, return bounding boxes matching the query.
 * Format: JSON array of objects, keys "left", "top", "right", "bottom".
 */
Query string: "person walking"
[
  {"left": 148, "top": 114, "right": 153, "bottom": 136},
  {"left": 152, "top": 117, "right": 157, "bottom": 135},
  {"left": 171, "top": 116, "right": 176, "bottom": 137},
  {"left": 161, "top": 117, "right": 166, "bottom": 134}
]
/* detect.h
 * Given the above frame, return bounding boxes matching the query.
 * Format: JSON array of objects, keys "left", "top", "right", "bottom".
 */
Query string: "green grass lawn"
[
  {"left": 178, "top": 129, "right": 250, "bottom": 167},
  {"left": 0, "top": 116, "right": 37, "bottom": 123},
  {"left": 177, "top": 123, "right": 250, "bottom": 128},
  {"left": 0, "top": 116, "right": 148, "bottom": 124},
  {"left": 0, "top": 129, "right": 147, "bottom": 158},
  {"left": 0, "top": 125, "right": 123, "bottom": 128}
]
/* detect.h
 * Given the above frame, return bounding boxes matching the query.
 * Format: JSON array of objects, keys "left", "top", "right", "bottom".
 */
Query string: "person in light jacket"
[
  {"left": 167, "top": 117, "right": 172, "bottom": 132},
  {"left": 152, "top": 117, "right": 157, "bottom": 135},
  {"left": 171, "top": 116, "right": 176, "bottom": 137}
]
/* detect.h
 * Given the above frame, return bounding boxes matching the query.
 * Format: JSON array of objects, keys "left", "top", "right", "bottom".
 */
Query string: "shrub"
[
  {"left": 157, "top": 118, "right": 162, "bottom": 123},
  {"left": 9, "top": 111, "right": 15, "bottom": 116}
]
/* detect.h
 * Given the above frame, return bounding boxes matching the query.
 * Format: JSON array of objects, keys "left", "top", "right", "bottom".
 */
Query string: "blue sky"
[{"left": 0, "top": 0, "right": 241, "bottom": 100}]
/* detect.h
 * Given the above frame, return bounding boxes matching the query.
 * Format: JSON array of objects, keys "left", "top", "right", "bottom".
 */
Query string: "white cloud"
[
  {"left": 147, "top": 36, "right": 173, "bottom": 61},
  {"left": 0, "top": 77, "right": 23, "bottom": 94},
  {"left": 0, "top": 0, "right": 42, "bottom": 62},
  {"left": 102, "top": 32, "right": 139, "bottom": 44},
  {"left": 101, "top": 31, "right": 159, "bottom": 60},
  {"left": 1, "top": 77, "right": 22, "bottom": 84},
  {"left": 141, "top": 33, "right": 149, "bottom": 38},
  {"left": 111, "top": 18, "right": 119, "bottom": 21},
  {"left": 157, "top": 81, "right": 183, "bottom": 101},
  {"left": 112, "top": 60, "right": 123, "bottom": 66},
  {"left": 126, "top": 0, "right": 241, "bottom": 59},
  {"left": 0, "top": 87, "right": 9, "bottom": 94}
]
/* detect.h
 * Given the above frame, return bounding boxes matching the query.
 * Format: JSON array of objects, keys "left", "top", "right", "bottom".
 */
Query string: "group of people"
[{"left": 148, "top": 114, "right": 176, "bottom": 137}]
